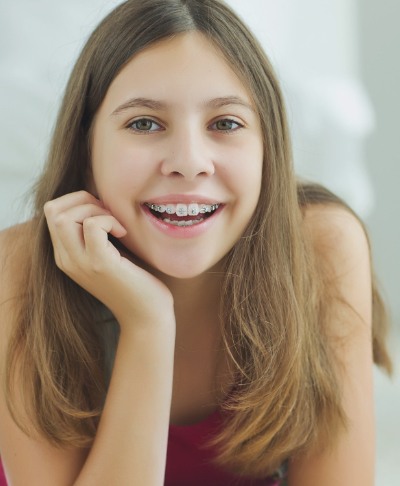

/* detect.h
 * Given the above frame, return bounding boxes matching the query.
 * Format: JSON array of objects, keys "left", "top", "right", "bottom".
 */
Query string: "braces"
[{"left": 146, "top": 203, "right": 219, "bottom": 216}]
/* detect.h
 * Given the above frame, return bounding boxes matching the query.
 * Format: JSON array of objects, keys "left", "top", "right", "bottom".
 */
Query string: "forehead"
[{"left": 100, "top": 32, "right": 254, "bottom": 110}]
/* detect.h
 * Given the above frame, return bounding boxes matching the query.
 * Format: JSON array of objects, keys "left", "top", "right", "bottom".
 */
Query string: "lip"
[
  {"left": 141, "top": 194, "right": 221, "bottom": 205},
  {"left": 141, "top": 201, "right": 224, "bottom": 239}
]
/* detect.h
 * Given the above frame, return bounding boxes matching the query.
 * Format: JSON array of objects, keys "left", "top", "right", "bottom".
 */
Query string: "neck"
[
  {"left": 164, "top": 270, "right": 223, "bottom": 322},
  {"left": 116, "top": 239, "right": 225, "bottom": 346},
  {"left": 156, "top": 268, "right": 225, "bottom": 349}
]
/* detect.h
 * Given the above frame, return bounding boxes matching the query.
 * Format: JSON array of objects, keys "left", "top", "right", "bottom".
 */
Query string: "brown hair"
[{"left": 5, "top": 0, "right": 391, "bottom": 477}]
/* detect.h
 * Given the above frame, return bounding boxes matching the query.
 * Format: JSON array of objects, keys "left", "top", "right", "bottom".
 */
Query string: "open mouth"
[{"left": 144, "top": 202, "right": 221, "bottom": 227}]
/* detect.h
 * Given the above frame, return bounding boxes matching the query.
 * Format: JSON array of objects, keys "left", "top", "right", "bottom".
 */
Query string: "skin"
[
  {"left": 288, "top": 206, "right": 375, "bottom": 485},
  {"left": 0, "top": 32, "right": 375, "bottom": 486},
  {"left": 89, "top": 32, "right": 263, "bottom": 280}
]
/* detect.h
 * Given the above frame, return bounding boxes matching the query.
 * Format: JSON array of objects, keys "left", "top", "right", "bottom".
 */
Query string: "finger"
[
  {"left": 50, "top": 214, "right": 126, "bottom": 276},
  {"left": 46, "top": 204, "right": 110, "bottom": 253},
  {"left": 83, "top": 215, "right": 127, "bottom": 256},
  {"left": 44, "top": 190, "right": 105, "bottom": 218},
  {"left": 53, "top": 203, "right": 111, "bottom": 228}
]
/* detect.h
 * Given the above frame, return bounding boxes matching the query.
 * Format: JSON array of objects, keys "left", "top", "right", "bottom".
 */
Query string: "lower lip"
[{"left": 142, "top": 205, "right": 223, "bottom": 238}]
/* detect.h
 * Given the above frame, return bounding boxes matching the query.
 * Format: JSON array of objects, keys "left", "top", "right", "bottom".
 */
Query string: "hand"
[{"left": 44, "top": 191, "right": 174, "bottom": 329}]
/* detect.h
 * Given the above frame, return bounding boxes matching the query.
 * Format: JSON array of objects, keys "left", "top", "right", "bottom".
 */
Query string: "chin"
[
  {"left": 151, "top": 259, "right": 221, "bottom": 281},
  {"left": 141, "top": 252, "right": 225, "bottom": 281},
  {"left": 117, "top": 237, "right": 226, "bottom": 281}
]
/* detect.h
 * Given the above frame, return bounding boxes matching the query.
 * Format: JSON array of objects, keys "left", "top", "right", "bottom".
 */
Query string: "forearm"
[
  {"left": 42, "top": 191, "right": 177, "bottom": 485},
  {"left": 75, "top": 320, "right": 176, "bottom": 486}
]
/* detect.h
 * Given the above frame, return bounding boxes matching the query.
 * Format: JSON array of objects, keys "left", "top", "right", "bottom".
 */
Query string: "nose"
[{"left": 160, "top": 126, "right": 215, "bottom": 181}]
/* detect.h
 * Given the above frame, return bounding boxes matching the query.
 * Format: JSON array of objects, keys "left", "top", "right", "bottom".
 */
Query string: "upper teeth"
[{"left": 146, "top": 203, "right": 219, "bottom": 216}]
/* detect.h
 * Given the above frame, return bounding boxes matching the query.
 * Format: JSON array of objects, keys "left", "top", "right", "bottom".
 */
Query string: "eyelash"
[
  {"left": 127, "top": 118, "right": 163, "bottom": 133},
  {"left": 209, "top": 118, "right": 244, "bottom": 133},
  {"left": 126, "top": 117, "right": 244, "bottom": 134}
]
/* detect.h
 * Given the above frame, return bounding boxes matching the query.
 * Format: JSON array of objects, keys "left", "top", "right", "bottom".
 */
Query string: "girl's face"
[{"left": 90, "top": 32, "right": 263, "bottom": 279}]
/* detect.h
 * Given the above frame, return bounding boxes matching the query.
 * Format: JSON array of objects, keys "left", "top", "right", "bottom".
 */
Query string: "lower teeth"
[{"left": 163, "top": 218, "right": 204, "bottom": 227}]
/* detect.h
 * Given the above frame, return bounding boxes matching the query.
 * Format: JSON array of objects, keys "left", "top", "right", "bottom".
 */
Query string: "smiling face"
[{"left": 90, "top": 32, "right": 263, "bottom": 279}]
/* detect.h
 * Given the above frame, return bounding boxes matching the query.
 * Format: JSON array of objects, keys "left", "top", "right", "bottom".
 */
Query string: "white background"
[{"left": 0, "top": 1, "right": 399, "bottom": 483}]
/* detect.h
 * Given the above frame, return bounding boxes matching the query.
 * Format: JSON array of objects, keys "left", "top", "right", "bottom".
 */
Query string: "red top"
[
  {"left": 0, "top": 410, "right": 285, "bottom": 486},
  {"left": 0, "top": 460, "right": 6, "bottom": 486},
  {"left": 165, "top": 408, "right": 285, "bottom": 485}
]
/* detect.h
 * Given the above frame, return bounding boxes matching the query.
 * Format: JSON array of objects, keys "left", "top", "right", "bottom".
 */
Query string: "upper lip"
[{"left": 142, "top": 194, "right": 222, "bottom": 205}]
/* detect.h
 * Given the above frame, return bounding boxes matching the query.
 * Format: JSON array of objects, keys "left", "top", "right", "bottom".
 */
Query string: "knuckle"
[
  {"left": 53, "top": 213, "right": 68, "bottom": 229},
  {"left": 43, "top": 200, "right": 55, "bottom": 218},
  {"left": 53, "top": 251, "right": 61, "bottom": 268},
  {"left": 82, "top": 217, "right": 97, "bottom": 231},
  {"left": 54, "top": 251, "right": 79, "bottom": 280},
  {"left": 89, "top": 259, "right": 105, "bottom": 275},
  {"left": 77, "top": 190, "right": 90, "bottom": 200},
  {"left": 92, "top": 203, "right": 108, "bottom": 215},
  {"left": 54, "top": 251, "right": 66, "bottom": 271}
]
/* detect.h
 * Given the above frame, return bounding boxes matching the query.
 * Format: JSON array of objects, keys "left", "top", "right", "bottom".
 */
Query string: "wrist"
[
  {"left": 116, "top": 311, "right": 176, "bottom": 340},
  {"left": 107, "top": 291, "right": 175, "bottom": 333}
]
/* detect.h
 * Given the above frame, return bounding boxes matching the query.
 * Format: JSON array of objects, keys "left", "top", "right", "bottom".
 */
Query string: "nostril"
[{"left": 160, "top": 157, "right": 215, "bottom": 179}]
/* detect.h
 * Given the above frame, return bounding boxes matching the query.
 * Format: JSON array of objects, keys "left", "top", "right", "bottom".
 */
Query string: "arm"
[
  {"left": 288, "top": 205, "right": 376, "bottom": 486},
  {"left": 76, "top": 318, "right": 175, "bottom": 485},
  {"left": 0, "top": 192, "right": 176, "bottom": 486}
]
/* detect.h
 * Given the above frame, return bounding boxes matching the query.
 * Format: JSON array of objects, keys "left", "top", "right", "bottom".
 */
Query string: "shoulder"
[
  {"left": 0, "top": 221, "right": 34, "bottom": 304},
  {"left": 0, "top": 220, "right": 36, "bottom": 377},
  {"left": 0, "top": 222, "right": 87, "bottom": 485},
  {"left": 303, "top": 203, "right": 372, "bottom": 327},
  {"left": 303, "top": 203, "right": 370, "bottom": 272},
  {"left": 0, "top": 221, "right": 35, "bottom": 351},
  {"left": 289, "top": 208, "right": 375, "bottom": 484},
  {"left": 305, "top": 200, "right": 373, "bottom": 335}
]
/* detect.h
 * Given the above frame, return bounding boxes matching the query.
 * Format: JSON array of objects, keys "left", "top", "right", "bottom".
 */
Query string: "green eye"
[
  {"left": 211, "top": 119, "right": 243, "bottom": 132},
  {"left": 129, "top": 118, "right": 162, "bottom": 132}
]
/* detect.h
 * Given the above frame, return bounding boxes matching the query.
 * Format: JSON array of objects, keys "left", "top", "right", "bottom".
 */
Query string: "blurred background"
[{"left": 0, "top": 0, "right": 398, "bottom": 483}]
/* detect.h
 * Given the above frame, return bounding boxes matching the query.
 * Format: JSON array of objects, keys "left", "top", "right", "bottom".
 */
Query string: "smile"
[{"left": 144, "top": 202, "right": 220, "bottom": 227}]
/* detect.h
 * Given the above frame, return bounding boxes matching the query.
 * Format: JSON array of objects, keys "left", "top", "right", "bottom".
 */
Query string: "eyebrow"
[
  {"left": 111, "top": 97, "right": 165, "bottom": 116},
  {"left": 110, "top": 96, "right": 255, "bottom": 116},
  {"left": 206, "top": 96, "right": 255, "bottom": 113}
]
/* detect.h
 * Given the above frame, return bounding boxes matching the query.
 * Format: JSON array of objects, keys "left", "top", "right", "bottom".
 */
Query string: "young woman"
[{"left": 0, "top": 1, "right": 391, "bottom": 485}]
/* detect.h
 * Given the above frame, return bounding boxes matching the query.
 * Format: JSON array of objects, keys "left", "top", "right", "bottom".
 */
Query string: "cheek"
[
  {"left": 92, "top": 138, "right": 157, "bottom": 199},
  {"left": 243, "top": 141, "right": 263, "bottom": 196},
  {"left": 221, "top": 141, "right": 263, "bottom": 200}
]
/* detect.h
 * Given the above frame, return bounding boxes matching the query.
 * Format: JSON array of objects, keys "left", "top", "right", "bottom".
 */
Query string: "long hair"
[{"left": 5, "top": 0, "right": 391, "bottom": 477}]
